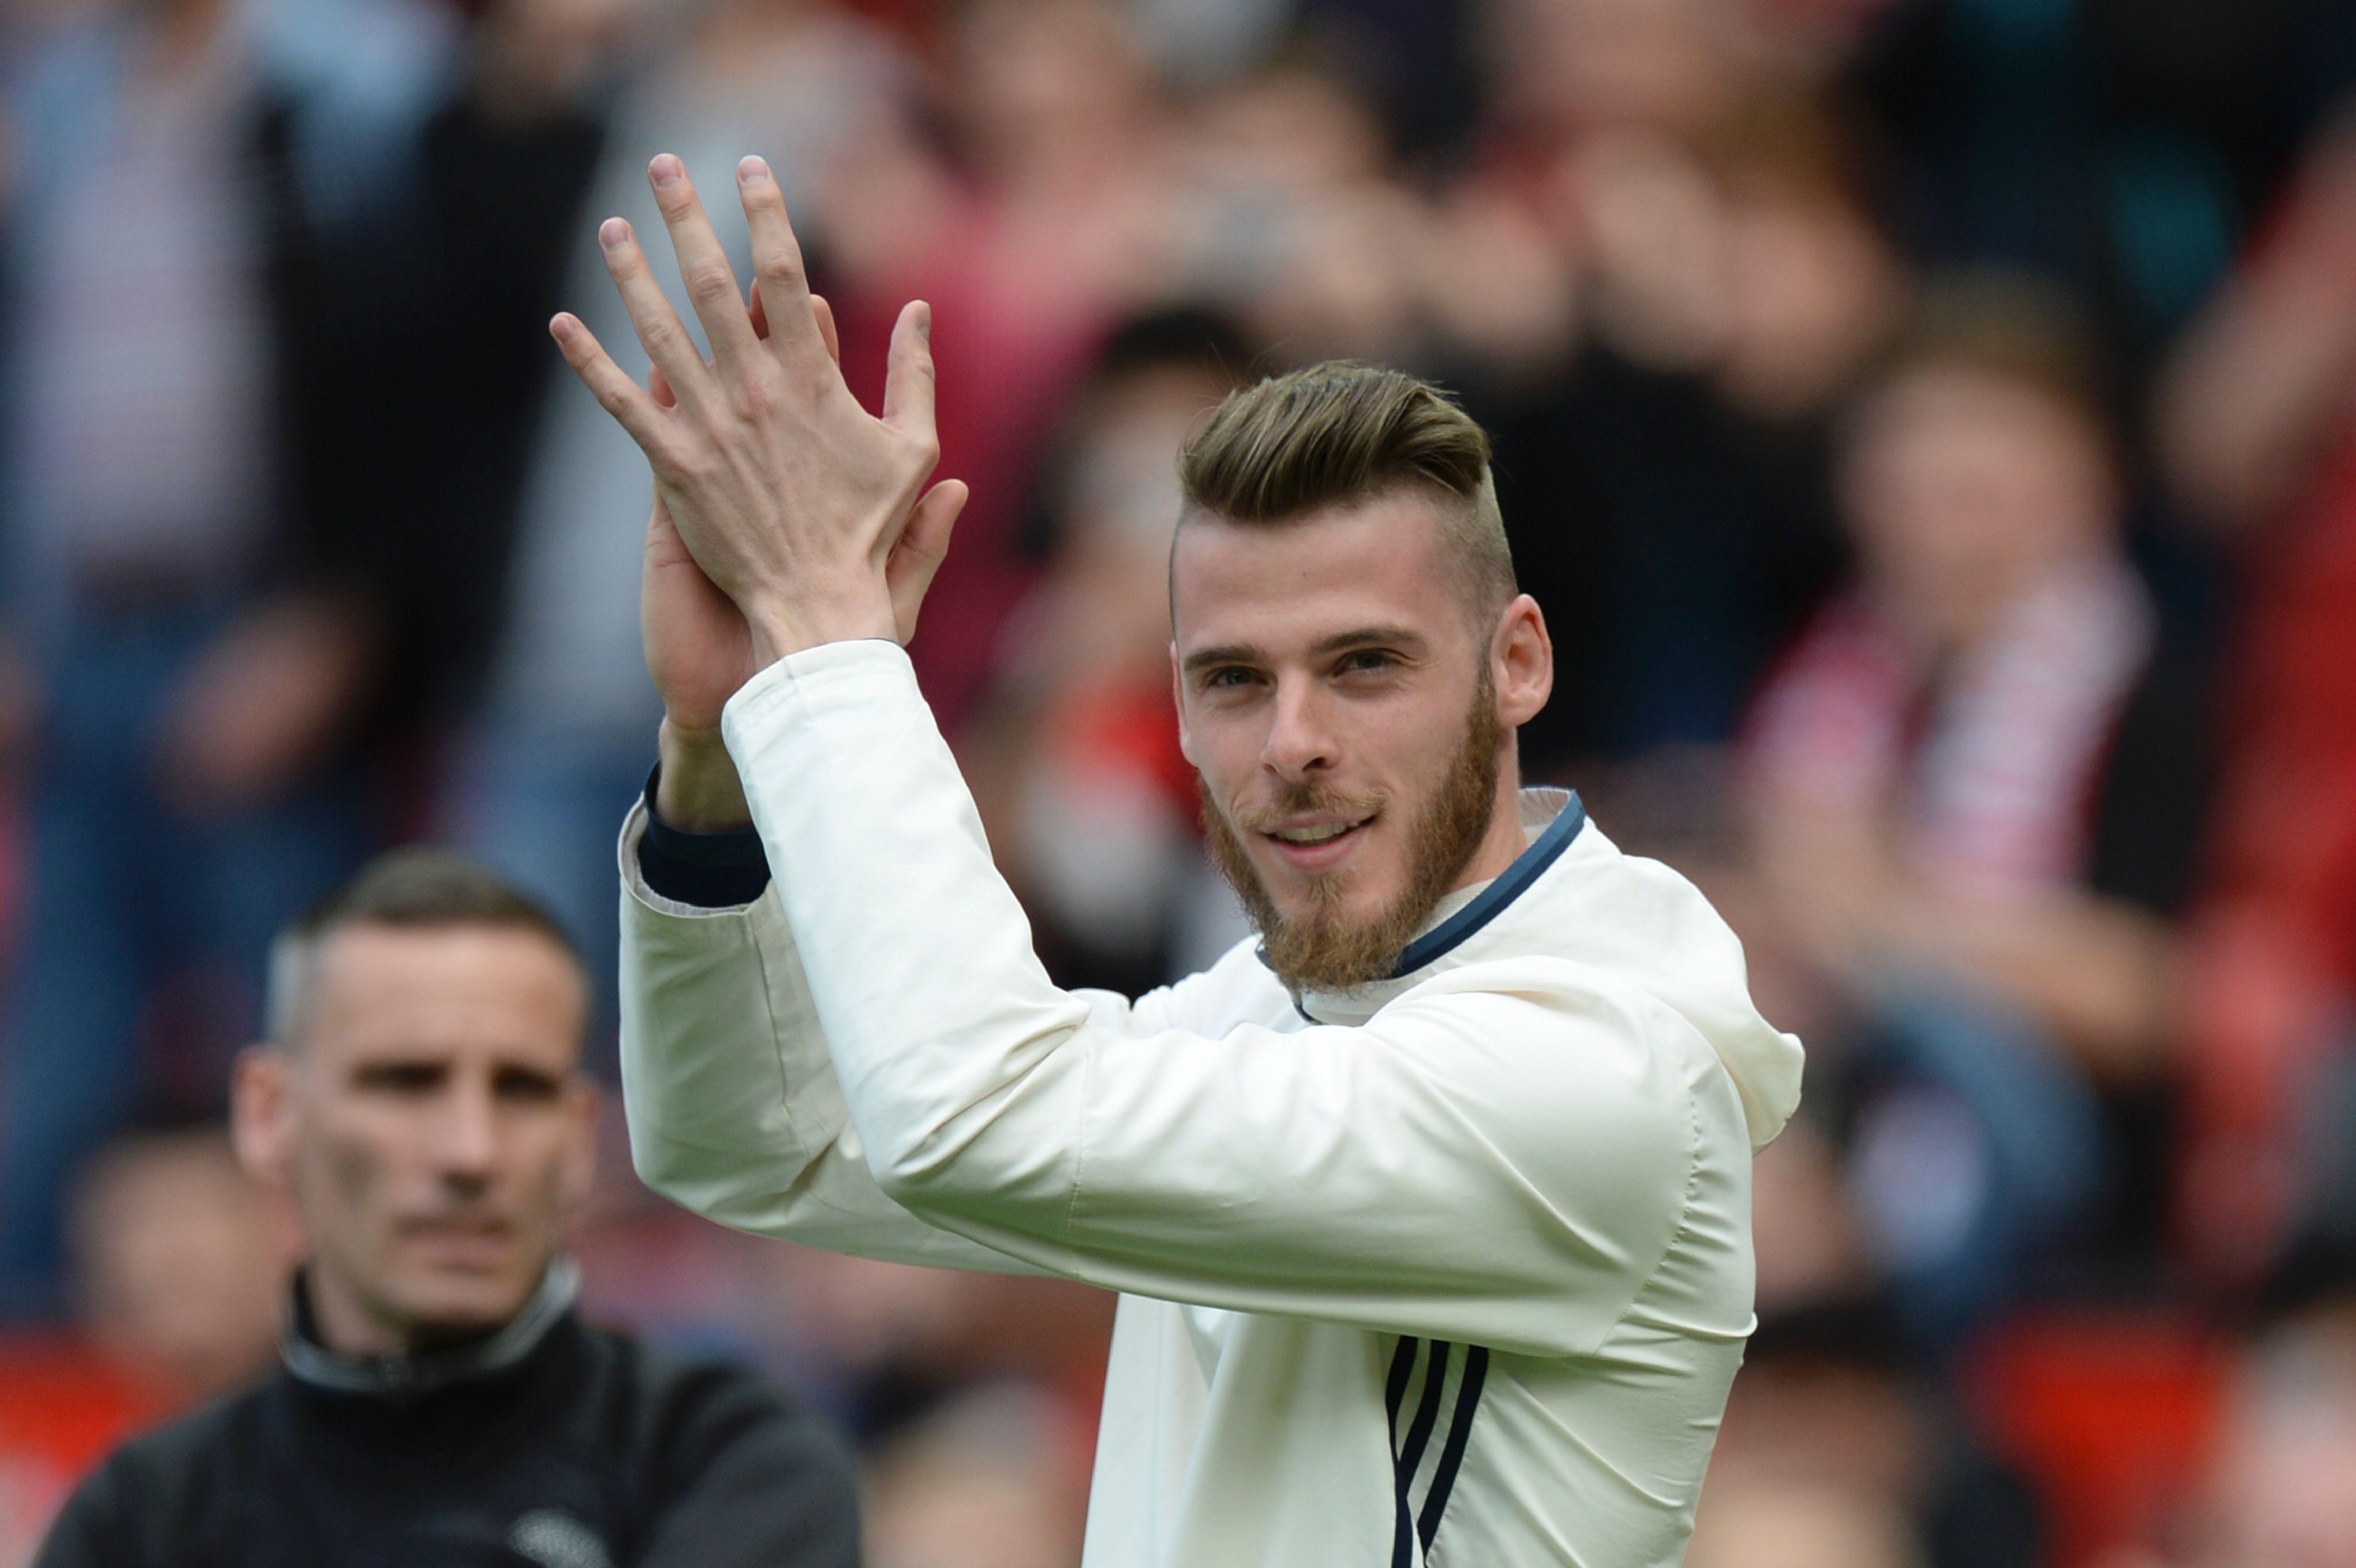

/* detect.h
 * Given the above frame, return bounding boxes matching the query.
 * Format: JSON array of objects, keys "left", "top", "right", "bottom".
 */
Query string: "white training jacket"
[{"left": 617, "top": 639, "right": 1805, "bottom": 1568}]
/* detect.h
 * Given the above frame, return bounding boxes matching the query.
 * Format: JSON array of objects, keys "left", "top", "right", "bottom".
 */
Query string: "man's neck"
[
  {"left": 284, "top": 1262, "right": 580, "bottom": 1397},
  {"left": 303, "top": 1264, "right": 413, "bottom": 1359}
]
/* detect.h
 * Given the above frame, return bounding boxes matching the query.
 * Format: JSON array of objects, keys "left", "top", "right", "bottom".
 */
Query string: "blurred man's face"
[
  {"left": 235, "top": 924, "right": 593, "bottom": 1355},
  {"left": 1840, "top": 364, "right": 2116, "bottom": 647},
  {"left": 72, "top": 1133, "right": 290, "bottom": 1399},
  {"left": 1171, "top": 493, "right": 1549, "bottom": 991}
]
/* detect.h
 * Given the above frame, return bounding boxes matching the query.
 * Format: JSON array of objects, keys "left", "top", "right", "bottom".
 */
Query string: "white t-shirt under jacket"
[{"left": 617, "top": 638, "right": 1805, "bottom": 1568}]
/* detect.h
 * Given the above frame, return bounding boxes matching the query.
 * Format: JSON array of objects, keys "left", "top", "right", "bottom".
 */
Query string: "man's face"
[
  {"left": 1840, "top": 364, "right": 2115, "bottom": 645},
  {"left": 236, "top": 924, "right": 594, "bottom": 1351},
  {"left": 1171, "top": 492, "right": 1547, "bottom": 991}
]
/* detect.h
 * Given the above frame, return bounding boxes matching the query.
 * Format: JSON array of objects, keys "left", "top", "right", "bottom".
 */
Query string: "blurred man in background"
[
  {"left": 1742, "top": 275, "right": 2214, "bottom": 1345},
  {"left": 0, "top": 0, "right": 447, "bottom": 1317},
  {"left": 32, "top": 848, "right": 859, "bottom": 1568}
]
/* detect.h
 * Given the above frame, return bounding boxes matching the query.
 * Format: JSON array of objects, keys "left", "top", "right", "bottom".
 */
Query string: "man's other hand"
[{"left": 551, "top": 153, "right": 968, "bottom": 668}]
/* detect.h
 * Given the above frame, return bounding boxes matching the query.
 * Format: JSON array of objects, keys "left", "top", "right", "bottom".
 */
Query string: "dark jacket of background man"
[{"left": 32, "top": 1262, "right": 860, "bottom": 1568}]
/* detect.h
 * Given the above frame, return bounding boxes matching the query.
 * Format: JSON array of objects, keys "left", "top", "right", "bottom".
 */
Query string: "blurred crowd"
[{"left": 5, "top": 0, "right": 2356, "bottom": 1560}]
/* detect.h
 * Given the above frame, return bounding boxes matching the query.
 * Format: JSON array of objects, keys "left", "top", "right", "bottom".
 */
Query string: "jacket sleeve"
[
  {"left": 705, "top": 641, "right": 1726, "bottom": 1359},
  {"left": 618, "top": 804, "right": 1054, "bottom": 1273}
]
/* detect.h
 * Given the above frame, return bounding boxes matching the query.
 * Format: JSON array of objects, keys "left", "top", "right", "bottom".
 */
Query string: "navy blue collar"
[{"left": 1388, "top": 790, "right": 1586, "bottom": 979}]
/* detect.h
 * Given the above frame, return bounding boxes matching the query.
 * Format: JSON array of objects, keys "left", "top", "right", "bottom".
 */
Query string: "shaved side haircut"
[
  {"left": 1175, "top": 363, "right": 1517, "bottom": 623},
  {"left": 266, "top": 848, "right": 583, "bottom": 1049}
]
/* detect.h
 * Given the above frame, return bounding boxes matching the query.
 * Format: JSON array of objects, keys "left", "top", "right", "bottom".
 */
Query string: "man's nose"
[
  {"left": 1261, "top": 678, "right": 1337, "bottom": 780},
  {"left": 432, "top": 1081, "right": 500, "bottom": 1183}
]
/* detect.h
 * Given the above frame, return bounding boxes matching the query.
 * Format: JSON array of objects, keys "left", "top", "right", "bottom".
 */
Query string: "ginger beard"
[{"left": 1200, "top": 671, "right": 1504, "bottom": 994}]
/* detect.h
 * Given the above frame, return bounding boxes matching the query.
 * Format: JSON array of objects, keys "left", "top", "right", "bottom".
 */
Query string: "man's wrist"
[
  {"left": 740, "top": 581, "right": 896, "bottom": 668},
  {"left": 639, "top": 756, "right": 772, "bottom": 907},
  {"left": 655, "top": 719, "right": 753, "bottom": 831}
]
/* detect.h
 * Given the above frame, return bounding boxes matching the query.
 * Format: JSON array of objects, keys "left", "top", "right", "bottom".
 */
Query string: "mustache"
[
  {"left": 392, "top": 1203, "right": 513, "bottom": 1234},
  {"left": 1222, "top": 781, "right": 1387, "bottom": 836}
]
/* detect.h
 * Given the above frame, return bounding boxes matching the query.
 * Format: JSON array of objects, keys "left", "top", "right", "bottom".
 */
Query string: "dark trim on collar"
[
  {"left": 1387, "top": 792, "right": 1585, "bottom": 979},
  {"left": 281, "top": 1257, "right": 580, "bottom": 1398}
]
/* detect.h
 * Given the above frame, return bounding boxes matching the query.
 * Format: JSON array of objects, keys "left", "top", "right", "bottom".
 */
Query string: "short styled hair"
[
  {"left": 1174, "top": 363, "right": 1516, "bottom": 619},
  {"left": 1867, "top": 270, "right": 2105, "bottom": 429},
  {"left": 266, "top": 848, "right": 582, "bottom": 1047}
]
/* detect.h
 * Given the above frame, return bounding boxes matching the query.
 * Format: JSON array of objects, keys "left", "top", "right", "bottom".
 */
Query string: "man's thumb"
[{"left": 888, "top": 480, "right": 969, "bottom": 644}]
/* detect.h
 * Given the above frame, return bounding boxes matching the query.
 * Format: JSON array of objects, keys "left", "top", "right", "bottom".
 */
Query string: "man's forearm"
[{"left": 655, "top": 719, "right": 752, "bottom": 831}]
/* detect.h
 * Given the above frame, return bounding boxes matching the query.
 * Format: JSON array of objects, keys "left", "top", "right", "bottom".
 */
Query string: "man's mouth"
[
  {"left": 1269, "top": 817, "right": 1370, "bottom": 845},
  {"left": 397, "top": 1216, "right": 516, "bottom": 1262},
  {"left": 1261, "top": 814, "right": 1376, "bottom": 867}
]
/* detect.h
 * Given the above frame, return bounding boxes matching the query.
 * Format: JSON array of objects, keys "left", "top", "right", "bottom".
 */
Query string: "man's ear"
[
  {"left": 1493, "top": 593, "right": 1553, "bottom": 729},
  {"left": 231, "top": 1045, "right": 296, "bottom": 1193},
  {"left": 1171, "top": 642, "right": 1196, "bottom": 766}
]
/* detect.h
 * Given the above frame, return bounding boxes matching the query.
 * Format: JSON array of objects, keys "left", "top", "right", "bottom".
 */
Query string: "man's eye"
[
  {"left": 495, "top": 1068, "right": 564, "bottom": 1104},
  {"left": 357, "top": 1064, "right": 443, "bottom": 1095},
  {"left": 1205, "top": 667, "right": 1258, "bottom": 689},
  {"left": 1341, "top": 650, "right": 1396, "bottom": 673}
]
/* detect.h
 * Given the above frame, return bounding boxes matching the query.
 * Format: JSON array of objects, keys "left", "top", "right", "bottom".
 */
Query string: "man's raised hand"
[{"left": 550, "top": 153, "right": 968, "bottom": 668}]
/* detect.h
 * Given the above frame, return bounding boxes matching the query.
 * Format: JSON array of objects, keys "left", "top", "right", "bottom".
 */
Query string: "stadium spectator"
[
  {"left": 30, "top": 849, "right": 859, "bottom": 1568},
  {"left": 862, "top": 1383, "right": 1086, "bottom": 1568},
  {"left": 448, "top": 0, "right": 903, "bottom": 1045},
  {"left": 1697, "top": 1296, "right": 2044, "bottom": 1568},
  {"left": 2159, "top": 102, "right": 2356, "bottom": 1287},
  {"left": 821, "top": 0, "right": 1174, "bottom": 738},
  {"left": 1741, "top": 274, "right": 2214, "bottom": 1344},
  {"left": 0, "top": 0, "right": 448, "bottom": 1318},
  {"left": 1845, "top": 0, "right": 2356, "bottom": 376},
  {"left": 964, "top": 308, "right": 1255, "bottom": 996},
  {"left": 1477, "top": 91, "right": 1892, "bottom": 768},
  {"left": 2112, "top": 1251, "right": 2356, "bottom": 1568},
  {"left": 1170, "top": 53, "right": 1426, "bottom": 368},
  {"left": 65, "top": 1129, "right": 289, "bottom": 1406},
  {"left": 339, "top": 0, "right": 626, "bottom": 773}
]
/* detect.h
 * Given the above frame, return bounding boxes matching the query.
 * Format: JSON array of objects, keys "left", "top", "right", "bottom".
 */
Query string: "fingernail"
[
  {"left": 649, "top": 153, "right": 684, "bottom": 188},
  {"left": 916, "top": 302, "right": 931, "bottom": 341},
  {"left": 738, "top": 155, "right": 771, "bottom": 185},
  {"left": 549, "top": 314, "right": 577, "bottom": 343},
  {"left": 600, "top": 217, "right": 628, "bottom": 251}
]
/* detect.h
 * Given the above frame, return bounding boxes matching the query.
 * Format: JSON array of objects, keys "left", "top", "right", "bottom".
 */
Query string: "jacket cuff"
[{"left": 637, "top": 763, "right": 773, "bottom": 907}]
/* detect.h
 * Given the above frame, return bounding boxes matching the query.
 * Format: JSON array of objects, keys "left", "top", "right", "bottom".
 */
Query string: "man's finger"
[
  {"left": 811, "top": 294, "right": 842, "bottom": 368},
  {"left": 650, "top": 362, "right": 678, "bottom": 410},
  {"left": 745, "top": 281, "right": 832, "bottom": 360},
  {"left": 887, "top": 479, "right": 968, "bottom": 643},
  {"left": 880, "top": 299, "right": 937, "bottom": 438},
  {"left": 551, "top": 313, "right": 676, "bottom": 458},
  {"left": 645, "top": 153, "right": 763, "bottom": 371},
  {"left": 736, "top": 156, "right": 829, "bottom": 367},
  {"left": 598, "top": 217, "right": 716, "bottom": 406}
]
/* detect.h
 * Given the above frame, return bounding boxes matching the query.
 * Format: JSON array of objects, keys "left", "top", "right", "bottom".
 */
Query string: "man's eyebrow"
[
  {"left": 1180, "top": 627, "right": 1430, "bottom": 675},
  {"left": 1311, "top": 625, "right": 1426, "bottom": 655},
  {"left": 1180, "top": 643, "right": 1263, "bottom": 675}
]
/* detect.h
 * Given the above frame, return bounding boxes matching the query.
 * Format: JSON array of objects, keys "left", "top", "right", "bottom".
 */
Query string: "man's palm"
[{"left": 642, "top": 499, "right": 754, "bottom": 736}]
